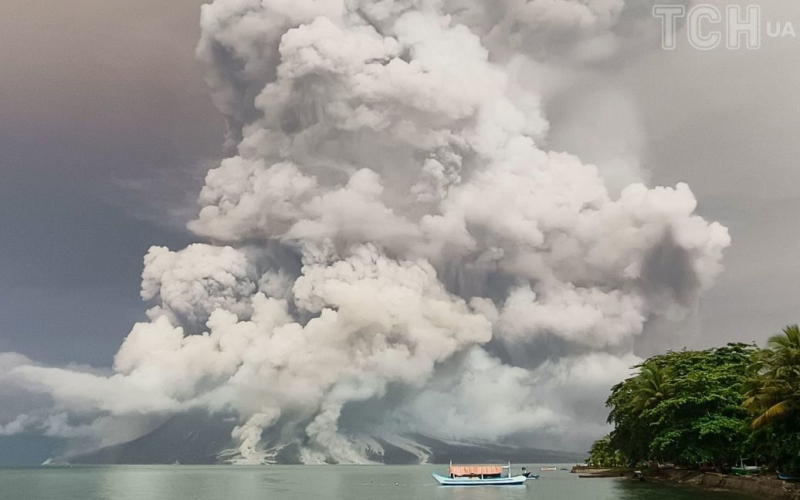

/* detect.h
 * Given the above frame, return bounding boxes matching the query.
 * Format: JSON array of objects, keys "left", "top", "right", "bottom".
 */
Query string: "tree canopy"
[
  {"left": 593, "top": 328, "right": 800, "bottom": 473},
  {"left": 605, "top": 343, "right": 755, "bottom": 469},
  {"left": 743, "top": 325, "right": 800, "bottom": 471}
]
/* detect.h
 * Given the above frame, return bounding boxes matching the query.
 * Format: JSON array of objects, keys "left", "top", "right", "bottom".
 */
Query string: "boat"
[
  {"left": 778, "top": 472, "right": 800, "bottom": 482},
  {"left": 731, "top": 458, "right": 760, "bottom": 476},
  {"left": 433, "top": 462, "right": 529, "bottom": 486},
  {"left": 541, "top": 467, "right": 558, "bottom": 471},
  {"left": 521, "top": 467, "right": 540, "bottom": 480},
  {"left": 731, "top": 466, "right": 760, "bottom": 476}
]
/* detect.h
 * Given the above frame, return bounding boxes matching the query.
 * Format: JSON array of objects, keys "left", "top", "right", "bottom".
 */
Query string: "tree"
[
  {"left": 606, "top": 371, "right": 657, "bottom": 465},
  {"left": 744, "top": 325, "right": 800, "bottom": 429},
  {"left": 632, "top": 363, "right": 671, "bottom": 414},
  {"left": 606, "top": 344, "right": 757, "bottom": 469},
  {"left": 606, "top": 362, "right": 672, "bottom": 465},
  {"left": 587, "top": 435, "right": 626, "bottom": 468},
  {"left": 650, "top": 346, "right": 754, "bottom": 469},
  {"left": 743, "top": 325, "right": 800, "bottom": 472}
]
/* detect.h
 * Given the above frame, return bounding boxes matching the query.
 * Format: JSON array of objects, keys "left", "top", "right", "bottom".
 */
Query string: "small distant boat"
[
  {"left": 731, "top": 466, "right": 759, "bottom": 476},
  {"left": 731, "top": 458, "right": 760, "bottom": 476},
  {"left": 541, "top": 467, "right": 558, "bottom": 471},
  {"left": 521, "top": 468, "right": 540, "bottom": 480},
  {"left": 778, "top": 472, "right": 800, "bottom": 482},
  {"left": 433, "top": 462, "right": 529, "bottom": 486}
]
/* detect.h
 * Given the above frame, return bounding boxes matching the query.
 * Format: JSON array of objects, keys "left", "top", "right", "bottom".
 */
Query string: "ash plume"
[{"left": 3, "top": 0, "right": 727, "bottom": 463}]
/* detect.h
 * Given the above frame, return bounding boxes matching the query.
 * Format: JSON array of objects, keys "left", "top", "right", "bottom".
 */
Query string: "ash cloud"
[{"left": 2, "top": 0, "right": 728, "bottom": 462}]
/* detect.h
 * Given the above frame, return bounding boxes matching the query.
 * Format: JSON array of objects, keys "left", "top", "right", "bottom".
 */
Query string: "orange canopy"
[{"left": 449, "top": 465, "right": 503, "bottom": 476}]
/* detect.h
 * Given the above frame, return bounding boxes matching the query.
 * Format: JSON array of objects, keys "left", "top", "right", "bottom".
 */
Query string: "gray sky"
[
  {"left": 631, "top": 0, "right": 800, "bottom": 348},
  {"left": 0, "top": 0, "right": 798, "bottom": 406}
]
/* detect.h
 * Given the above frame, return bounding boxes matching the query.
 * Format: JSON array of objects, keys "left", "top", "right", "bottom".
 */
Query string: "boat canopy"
[{"left": 450, "top": 465, "right": 503, "bottom": 476}]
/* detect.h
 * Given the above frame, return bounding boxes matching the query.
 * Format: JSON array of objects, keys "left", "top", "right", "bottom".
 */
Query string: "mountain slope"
[
  {"left": 68, "top": 411, "right": 235, "bottom": 465},
  {"left": 62, "top": 412, "right": 584, "bottom": 465}
]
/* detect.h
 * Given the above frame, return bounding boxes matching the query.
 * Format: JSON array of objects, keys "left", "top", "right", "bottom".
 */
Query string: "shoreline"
[
  {"left": 573, "top": 466, "right": 800, "bottom": 499},
  {"left": 651, "top": 469, "right": 800, "bottom": 499}
]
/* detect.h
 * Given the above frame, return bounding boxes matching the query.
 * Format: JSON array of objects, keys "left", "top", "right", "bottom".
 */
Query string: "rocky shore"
[
  {"left": 652, "top": 469, "right": 799, "bottom": 499},
  {"left": 572, "top": 466, "right": 800, "bottom": 499}
]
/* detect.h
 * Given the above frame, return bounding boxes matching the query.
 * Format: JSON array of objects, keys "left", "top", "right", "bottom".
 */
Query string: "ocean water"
[{"left": 0, "top": 464, "right": 752, "bottom": 500}]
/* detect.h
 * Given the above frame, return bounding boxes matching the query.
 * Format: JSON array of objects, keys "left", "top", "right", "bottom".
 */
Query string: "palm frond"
[{"left": 750, "top": 400, "right": 793, "bottom": 429}]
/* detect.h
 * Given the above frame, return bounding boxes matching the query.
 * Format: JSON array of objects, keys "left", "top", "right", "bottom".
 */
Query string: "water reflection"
[
  {"left": 0, "top": 465, "right": 753, "bottom": 500},
  {"left": 439, "top": 485, "right": 529, "bottom": 500}
]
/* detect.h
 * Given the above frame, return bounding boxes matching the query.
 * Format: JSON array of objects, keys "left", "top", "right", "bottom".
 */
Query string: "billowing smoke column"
[{"left": 4, "top": 0, "right": 728, "bottom": 463}]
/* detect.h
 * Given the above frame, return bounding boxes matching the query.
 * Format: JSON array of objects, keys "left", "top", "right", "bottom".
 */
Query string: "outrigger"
[{"left": 433, "top": 461, "right": 529, "bottom": 486}]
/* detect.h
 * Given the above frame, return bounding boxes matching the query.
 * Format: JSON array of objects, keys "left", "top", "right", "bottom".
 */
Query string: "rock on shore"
[{"left": 656, "top": 469, "right": 800, "bottom": 499}]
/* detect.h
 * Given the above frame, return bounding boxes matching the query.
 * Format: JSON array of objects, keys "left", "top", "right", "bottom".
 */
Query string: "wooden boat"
[{"left": 433, "top": 462, "right": 529, "bottom": 486}]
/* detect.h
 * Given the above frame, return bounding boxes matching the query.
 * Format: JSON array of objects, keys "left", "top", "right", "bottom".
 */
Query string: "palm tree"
[
  {"left": 744, "top": 325, "right": 800, "bottom": 429},
  {"left": 632, "top": 362, "right": 670, "bottom": 414}
]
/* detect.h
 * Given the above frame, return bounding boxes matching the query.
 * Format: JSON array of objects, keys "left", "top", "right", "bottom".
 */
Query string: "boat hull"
[
  {"left": 732, "top": 466, "right": 760, "bottom": 476},
  {"left": 432, "top": 473, "right": 528, "bottom": 486}
]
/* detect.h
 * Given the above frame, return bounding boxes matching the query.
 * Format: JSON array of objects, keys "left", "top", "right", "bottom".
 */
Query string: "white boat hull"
[{"left": 432, "top": 473, "right": 528, "bottom": 486}]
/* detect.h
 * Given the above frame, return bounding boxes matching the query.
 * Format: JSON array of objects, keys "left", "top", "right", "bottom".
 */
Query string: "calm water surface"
[{"left": 0, "top": 464, "right": 752, "bottom": 500}]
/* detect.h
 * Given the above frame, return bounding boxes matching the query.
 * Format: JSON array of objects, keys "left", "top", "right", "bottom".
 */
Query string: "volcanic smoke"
[{"left": 2, "top": 0, "right": 727, "bottom": 464}]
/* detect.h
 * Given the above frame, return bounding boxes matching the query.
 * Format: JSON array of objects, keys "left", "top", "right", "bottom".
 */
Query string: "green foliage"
[
  {"left": 744, "top": 325, "right": 800, "bottom": 429},
  {"left": 743, "top": 325, "right": 800, "bottom": 471},
  {"left": 587, "top": 435, "right": 626, "bottom": 468},
  {"left": 597, "top": 327, "right": 800, "bottom": 473},
  {"left": 632, "top": 363, "right": 671, "bottom": 413},
  {"left": 748, "top": 415, "right": 800, "bottom": 473},
  {"left": 605, "top": 343, "right": 756, "bottom": 468}
]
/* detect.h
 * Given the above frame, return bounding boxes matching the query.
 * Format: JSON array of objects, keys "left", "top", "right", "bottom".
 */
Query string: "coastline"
[
  {"left": 651, "top": 469, "right": 800, "bottom": 499},
  {"left": 573, "top": 466, "right": 800, "bottom": 499}
]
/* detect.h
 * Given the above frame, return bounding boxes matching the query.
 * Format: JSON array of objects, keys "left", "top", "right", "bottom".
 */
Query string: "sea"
[{"left": 0, "top": 464, "right": 753, "bottom": 500}]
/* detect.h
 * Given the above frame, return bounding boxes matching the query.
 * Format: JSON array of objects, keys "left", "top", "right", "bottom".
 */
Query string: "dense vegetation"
[{"left": 588, "top": 325, "right": 800, "bottom": 474}]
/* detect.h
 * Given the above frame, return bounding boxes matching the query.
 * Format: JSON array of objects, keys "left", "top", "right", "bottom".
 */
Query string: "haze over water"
[{"left": 0, "top": 465, "right": 751, "bottom": 500}]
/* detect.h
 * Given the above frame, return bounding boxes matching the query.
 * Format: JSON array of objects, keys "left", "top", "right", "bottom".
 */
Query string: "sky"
[
  {"left": 0, "top": 0, "right": 799, "bottom": 464},
  {"left": 0, "top": 0, "right": 218, "bottom": 366}
]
